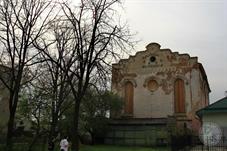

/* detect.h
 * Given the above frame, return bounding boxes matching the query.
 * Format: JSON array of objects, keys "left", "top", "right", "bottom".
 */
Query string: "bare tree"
[
  {"left": 18, "top": 62, "right": 72, "bottom": 151},
  {"left": 39, "top": 0, "right": 134, "bottom": 150},
  {"left": 15, "top": 56, "right": 73, "bottom": 151},
  {"left": 0, "top": 0, "right": 55, "bottom": 150},
  {"left": 41, "top": 54, "right": 72, "bottom": 150},
  {"left": 64, "top": 2, "right": 132, "bottom": 150},
  {"left": 34, "top": 17, "right": 78, "bottom": 150},
  {"left": 33, "top": 0, "right": 134, "bottom": 150}
]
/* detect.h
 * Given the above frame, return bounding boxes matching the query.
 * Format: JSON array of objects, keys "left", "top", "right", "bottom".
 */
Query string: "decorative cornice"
[{"left": 113, "top": 42, "right": 199, "bottom": 66}]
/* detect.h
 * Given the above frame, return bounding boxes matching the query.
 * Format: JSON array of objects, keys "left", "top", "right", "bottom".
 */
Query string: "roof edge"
[
  {"left": 196, "top": 96, "right": 227, "bottom": 117},
  {"left": 198, "top": 63, "right": 211, "bottom": 92}
]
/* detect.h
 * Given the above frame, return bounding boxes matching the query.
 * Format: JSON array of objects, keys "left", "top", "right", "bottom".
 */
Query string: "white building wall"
[
  {"left": 203, "top": 113, "right": 227, "bottom": 127},
  {"left": 112, "top": 43, "right": 210, "bottom": 126}
]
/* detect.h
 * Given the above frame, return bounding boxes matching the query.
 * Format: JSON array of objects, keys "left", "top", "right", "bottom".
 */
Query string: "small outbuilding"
[{"left": 196, "top": 96, "right": 227, "bottom": 145}]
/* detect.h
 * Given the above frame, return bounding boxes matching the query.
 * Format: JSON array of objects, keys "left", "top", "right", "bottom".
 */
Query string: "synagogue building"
[{"left": 106, "top": 43, "right": 210, "bottom": 146}]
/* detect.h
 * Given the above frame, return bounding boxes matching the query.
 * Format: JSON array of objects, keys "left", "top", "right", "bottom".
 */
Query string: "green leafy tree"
[
  {"left": 58, "top": 89, "right": 123, "bottom": 145},
  {"left": 17, "top": 86, "right": 50, "bottom": 151},
  {"left": 80, "top": 90, "right": 123, "bottom": 144}
]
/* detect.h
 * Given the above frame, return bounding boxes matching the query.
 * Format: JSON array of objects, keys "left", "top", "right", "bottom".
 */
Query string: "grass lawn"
[
  {"left": 80, "top": 145, "right": 169, "bottom": 151},
  {"left": 0, "top": 144, "right": 169, "bottom": 151}
]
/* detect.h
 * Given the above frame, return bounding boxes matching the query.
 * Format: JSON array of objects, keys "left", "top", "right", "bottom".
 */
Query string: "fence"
[
  {"left": 190, "top": 137, "right": 227, "bottom": 151},
  {"left": 104, "top": 124, "right": 168, "bottom": 146},
  {"left": 170, "top": 136, "right": 227, "bottom": 151}
]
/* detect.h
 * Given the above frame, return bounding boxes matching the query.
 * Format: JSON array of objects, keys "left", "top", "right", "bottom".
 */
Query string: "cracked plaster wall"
[{"left": 112, "top": 43, "right": 210, "bottom": 124}]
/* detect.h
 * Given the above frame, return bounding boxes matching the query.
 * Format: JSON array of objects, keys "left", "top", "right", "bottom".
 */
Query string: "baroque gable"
[
  {"left": 112, "top": 43, "right": 210, "bottom": 94},
  {"left": 113, "top": 43, "right": 198, "bottom": 75},
  {"left": 112, "top": 43, "right": 210, "bottom": 120}
]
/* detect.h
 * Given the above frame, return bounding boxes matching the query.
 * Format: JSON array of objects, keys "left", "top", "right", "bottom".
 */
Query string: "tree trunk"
[
  {"left": 6, "top": 91, "right": 19, "bottom": 151},
  {"left": 89, "top": 131, "right": 95, "bottom": 145},
  {"left": 71, "top": 102, "right": 80, "bottom": 151},
  {"left": 48, "top": 115, "right": 58, "bottom": 151},
  {"left": 27, "top": 130, "right": 40, "bottom": 151},
  {"left": 49, "top": 121, "right": 56, "bottom": 139},
  {"left": 6, "top": 112, "right": 15, "bottom": 151}
]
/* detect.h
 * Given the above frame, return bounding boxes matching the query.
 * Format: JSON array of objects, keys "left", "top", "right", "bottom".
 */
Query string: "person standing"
[{"left": 60, "top": 136, "right": 69, "bottom": 151}]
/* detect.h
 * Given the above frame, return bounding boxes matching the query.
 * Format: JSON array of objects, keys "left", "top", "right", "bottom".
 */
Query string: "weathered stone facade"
[{"left": 111, "top": 43, "right": 210, "bottom": 132}]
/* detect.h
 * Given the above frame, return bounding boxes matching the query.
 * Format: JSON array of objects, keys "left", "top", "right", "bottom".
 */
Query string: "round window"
[
  {"left": 147, "top": 80, "right": 158, "bottom": 92},
  {"left": 150, "top": 56, "right": 156, "bottom": 62}
]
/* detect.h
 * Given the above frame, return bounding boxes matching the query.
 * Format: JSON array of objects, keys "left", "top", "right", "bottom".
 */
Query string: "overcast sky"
[{"left": 121, "top": 0, "right": 227, "bottom": 103}]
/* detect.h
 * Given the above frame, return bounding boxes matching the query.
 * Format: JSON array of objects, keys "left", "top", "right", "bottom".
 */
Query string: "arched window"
[
  {"left": 174, "top": 79, "right": 185, "bottom": 113},
  {"left": 124, "top": 81, "right": 134, "bottom": 114}
]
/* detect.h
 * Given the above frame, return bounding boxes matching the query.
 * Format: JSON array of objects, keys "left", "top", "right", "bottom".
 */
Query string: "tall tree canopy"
[
  {"left": 0, "top": 0, "right": 55, "bottom": 150},
  {"left": 34, "top": 0, "right": 134, "bottom": 150},
  {"left": 0, "top": 0, "right": 134, "bottom": 150}
]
